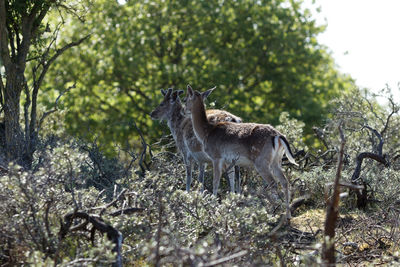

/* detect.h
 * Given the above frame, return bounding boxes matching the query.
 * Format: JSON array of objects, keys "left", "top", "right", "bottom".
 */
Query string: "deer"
[
  {"left": 150, "top": 88, "right": 242, "bottom": 193},
  {"left": 184, "top": 85, "right": 298, "bottom": 219}
]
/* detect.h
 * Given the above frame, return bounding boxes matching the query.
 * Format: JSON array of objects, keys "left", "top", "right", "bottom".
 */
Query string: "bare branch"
[
  {"left": 313, "top": 126, "right": 330, "bottom": 150},
  {"left": 351, "top": 152, "right": 389, "bottom": 184},
  {"left": 99, "top": 189, "right": 127, "bottom": 216},
  {"left": 57, "top": 3, "right": 87, "bottom": 23},
  {"left": 37, "top": 82, "right": 75, "bottom": 132},
  {"left": 0, "top": 71, "right": 5, "bottom": 109},
  {"left": 44, "top": 198, "right": 53, "bottom": 240},
  {"left": 289, "top": 195, "right": 310, "bottom": 214},
  {"left": 154, "top": 193, "right": 163, "bottom": 267},
  {"left": 59, "top": 211, "right": 123, "bottom": 267},
  {"left": 109, "top": 207, "right": 145, "bottom": 217},
  {"left": 201, "top": 250, "right": 248, "bottom": 267},
  {"left": 132, "top": 120, "right": 152, "bottom": 175},
  {"left": 381, "top": 96, "right": 399, "bottom": 136},
  {"left": 35, "top": 34, "right": 90, "bottom": 92},
  {"left": 31, "top": 35, "right": 90, "bottom": 134},
  {"left": 93, "top": 189, "right": 106, "bottom": 207},
  {"left": 362, "top": 125, "right": 384, "bottom": 156},
  {"left": 325, "top": 181, "right": 364, "bottom": 191},
  {"left": 364, "top": 96, "right": 385, "bottom": 126},
  {"left": 322, "top": 122, "right": 346, "bottom": 265}
]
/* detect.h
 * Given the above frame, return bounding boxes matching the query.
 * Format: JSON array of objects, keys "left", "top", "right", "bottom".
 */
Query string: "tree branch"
[
  {"left": 381, "top": 96, "right": 399, "bottom": 136},
  {"left": 133, "top": 120, "right": 152, "bottom": 175},
  {"left": 37, "top": 82, "right": 75, "bottom": 132},
  {"left": 362, "top": 125, "right": 384, "bottom": 156},
  {"left": 0, "top": 0, "right": 12, "bottom": 68},
  {"left": 322, "top": 122, "right": 346, "bottom": 265},
  {"left": 36, "top": 34, "right": 90, "bottom": 92},
  {"left": 99, "top": 189, "right": 127, "bottom": 216},
  {"left": 6, "top": 23, "right": 16, "bottom": 59},
  {"left": 351, "top": 152, "right": 389, "bottom": 183},
  {"left": 30, "top": 34, "right": 90, "bottom": 135},
  {"left": 109, "top": 207, "right": 145, "bottom": 217},
  {"left": 0, "top": 71, "right": 4, "bottom": 109},
  {"left": 59, "top": 211, "right": 123, "bottom": 267},
  {"left": 202, "top": 250, "right": 248, "bottom": 267},
  {"left": 23, "top": 76, "right": 31, "bottom": 145}
]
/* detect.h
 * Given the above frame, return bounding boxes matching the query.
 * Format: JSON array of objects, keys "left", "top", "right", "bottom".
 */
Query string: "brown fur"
[
  {"left": 185, "top": 85, "right": 297, "bottom": 219},
  {"left": 150, "top": 88, "right": 242, "bottom": 192}
]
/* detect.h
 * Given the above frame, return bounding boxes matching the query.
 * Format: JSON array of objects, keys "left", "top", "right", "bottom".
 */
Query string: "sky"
[{"left": 304, "top": 0, "right": 400, "bottom": 99}]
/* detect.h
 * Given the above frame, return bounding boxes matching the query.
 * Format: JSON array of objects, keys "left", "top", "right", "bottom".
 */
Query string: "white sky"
[{"left": 305, "top": 0, "right": 400, "bottom": 99}]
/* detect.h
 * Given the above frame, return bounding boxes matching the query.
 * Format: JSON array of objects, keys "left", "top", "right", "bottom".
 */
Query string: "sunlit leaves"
[{"left": 42, "top": 0, "right": 354, "bottom": 151}]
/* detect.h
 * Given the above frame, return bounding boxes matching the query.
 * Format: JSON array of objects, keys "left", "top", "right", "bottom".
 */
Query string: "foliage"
[
  {"left": 0, "top": 142, "right": 117, "bottom": 265},
  {"left": 1, "top": 87, "right": 399, "bottom": 266},
  {"left": 0, "top": 0, "right": 91, "bottom": 166},
  {"left": 1, "top": 0, "right": 399, "bottom": 263},
  {"left": 42, "top": 0, "right": 354, "bottom": 152}
]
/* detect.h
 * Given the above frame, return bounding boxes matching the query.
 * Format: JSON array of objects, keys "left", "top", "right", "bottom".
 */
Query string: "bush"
[{"left": 1, "top": 87, "right": 400, "bottom": 266}]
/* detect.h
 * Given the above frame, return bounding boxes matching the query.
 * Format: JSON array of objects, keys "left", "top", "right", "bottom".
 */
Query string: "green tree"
[
  {"left": 44, "top": 0, "right": 354, "bottom": 150},
  {"left": 0, "top": 0, "right": 90, "bottom": 167}
]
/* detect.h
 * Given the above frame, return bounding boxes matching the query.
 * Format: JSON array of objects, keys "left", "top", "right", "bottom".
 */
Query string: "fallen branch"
[
  {"left": 290, "top": 194, "right": 310, "bottom": 214},
  {"left": 59, "top": 211, "right": 123, "bottom": 267}
]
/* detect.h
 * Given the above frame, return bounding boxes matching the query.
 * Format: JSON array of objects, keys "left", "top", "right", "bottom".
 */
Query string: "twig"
[
  {"left": 109, "top": 207, "right": 145, "bottom": 217},
  {"left": 200, "top": 250, "right": 248, "bottom": 267},
  {"left": 99, "top": 189, "right": 127, "bottom": 216},
  {"left": 44, "top": 198, "right": 53, "bottom": 240},
  {"left": 132, "top": 120, "right": 152, "bottom": 175},
  {"left": 93, "top": 189, "right": 106, "bottom": 207},
  {"left": 37, "top": 82, "right": 76, "bottom": 132},
  {"left": 154, "top": 193, "right": 163, "bottom": 267}
]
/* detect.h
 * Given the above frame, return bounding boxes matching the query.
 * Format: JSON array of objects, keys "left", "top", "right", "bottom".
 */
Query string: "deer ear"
[
  {"left": 165, "top": 88, "right": 172, "bottom": 98},
  {"left": 187, "top": 85, "right": 193, "bottom": 96},
  {"left": 201, "top": 86, "right": 216, "bottom": 100},
  {"left": 171, "top": 91, "right": 179, "bottom": 101}
]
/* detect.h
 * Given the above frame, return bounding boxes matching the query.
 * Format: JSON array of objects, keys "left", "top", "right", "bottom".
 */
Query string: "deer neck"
[
  {"left": 167, "top": 105, "right": 185, "bottom": 141},
  {"left": 190, "top": 98, "right": 211, "bottom": 142}
]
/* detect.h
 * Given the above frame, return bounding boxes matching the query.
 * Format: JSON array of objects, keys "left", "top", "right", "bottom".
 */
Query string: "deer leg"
[
  {"left": 235, "top": 166, "right": 241, "bottom": 194},
  {"left": 212, "top": 159, "right": 223, "bottom": 196},
  {"left": 226, "top": 164, "right": 235, "bottom": 193},
  {"left": 255, "top": 165, "right": 280, "bottom": 203},
  {"left": 183, "top": 156, "right": 193, "bottom": 192},
  {"left": 198, "top": 162, "right": 206, "bottom": 192},
  {"left": 272, "top": 165, "right": 291, "bottom": 220}
]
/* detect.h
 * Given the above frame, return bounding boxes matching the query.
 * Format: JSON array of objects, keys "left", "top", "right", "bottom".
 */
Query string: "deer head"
[
  {"left": 150, "top": 88, "right": 184, "bottom": 121},
  {"left": 184, "top": 84, "right": 214, "bottom": 116}
]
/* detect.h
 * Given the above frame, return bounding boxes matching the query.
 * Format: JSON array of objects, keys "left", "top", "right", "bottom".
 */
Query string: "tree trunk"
[{"left": 4, "top": 66, "right": 24, "bottom": 164}]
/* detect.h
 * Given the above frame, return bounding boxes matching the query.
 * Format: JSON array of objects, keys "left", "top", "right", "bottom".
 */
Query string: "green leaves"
[{"left": 42, "top": 0, "right": 353, "bottom": 150}]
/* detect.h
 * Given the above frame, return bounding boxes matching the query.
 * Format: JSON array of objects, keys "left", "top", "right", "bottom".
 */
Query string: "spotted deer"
[
  {"left": 150, "top": 88, "right": 242, "bottom": 193},
  {"left": 185, "top": 85, "right": 298, "bottom": 219}
]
